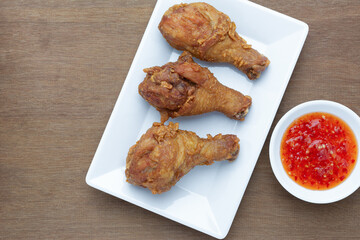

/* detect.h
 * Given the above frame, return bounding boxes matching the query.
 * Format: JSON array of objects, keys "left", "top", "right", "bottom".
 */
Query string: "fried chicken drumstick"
[
  {"left": 139, "top": 51, "right": 252, "bottom": 123},
  {"left": 125, "top": 122, "right": 239, "bottom": 194},
  {"left": 159, "top": 2, "right": 270, "bottom": 80}
]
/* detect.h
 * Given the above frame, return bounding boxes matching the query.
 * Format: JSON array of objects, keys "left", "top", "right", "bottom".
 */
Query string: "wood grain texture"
[{"left": 0, "top": 0, "right": 359, "bottom": 239}]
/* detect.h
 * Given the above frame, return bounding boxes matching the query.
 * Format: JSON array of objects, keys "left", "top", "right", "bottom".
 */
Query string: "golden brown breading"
[
  {"left": 159, "top": 2, "right": 270, "bottom": 80},
  {"left": 125, "top": 122, "right": 239, "bottom": 194},
  {"left": 139, "top": 51, "right": 252, "bottom": 123}
]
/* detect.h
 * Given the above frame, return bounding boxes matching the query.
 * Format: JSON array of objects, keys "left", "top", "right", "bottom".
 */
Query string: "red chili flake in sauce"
[{"left": 281, "top": 112, "right": 358, "bottom": 190}]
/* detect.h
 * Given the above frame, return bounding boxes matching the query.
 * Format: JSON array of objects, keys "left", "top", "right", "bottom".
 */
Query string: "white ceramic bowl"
[{"left": 269, "top": 100, "right": 360, "bottom": 204}]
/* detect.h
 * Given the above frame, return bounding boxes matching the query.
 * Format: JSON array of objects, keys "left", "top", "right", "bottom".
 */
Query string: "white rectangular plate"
[{"left": 86, "top": 0, "right": 308, "bottom": 238}]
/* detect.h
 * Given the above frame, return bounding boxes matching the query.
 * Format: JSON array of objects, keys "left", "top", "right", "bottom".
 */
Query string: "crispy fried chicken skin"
[
  {"left": 158, "top": 2, "right": 270, "bottom": 80},
  {"left": 139, "top": 51, "right": 252, "bottom": 123},
  {"left": 125, "top": 122, "right": 239, "bottom": 194}
]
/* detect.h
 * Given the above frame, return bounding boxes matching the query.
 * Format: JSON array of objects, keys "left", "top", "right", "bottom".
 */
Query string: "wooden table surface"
[{"left": 1, "top": 0, "right": 360, "bottom": 239}]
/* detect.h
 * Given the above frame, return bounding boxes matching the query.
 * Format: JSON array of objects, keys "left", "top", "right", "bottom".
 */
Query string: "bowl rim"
[{"left": 269, "top": 100, "right": 360, "bottom": 204}]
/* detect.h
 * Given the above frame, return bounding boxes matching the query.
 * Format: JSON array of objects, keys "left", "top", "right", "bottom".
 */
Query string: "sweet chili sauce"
[{"left": 281, "top": 112, "right": 357, "bottom": 190}]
